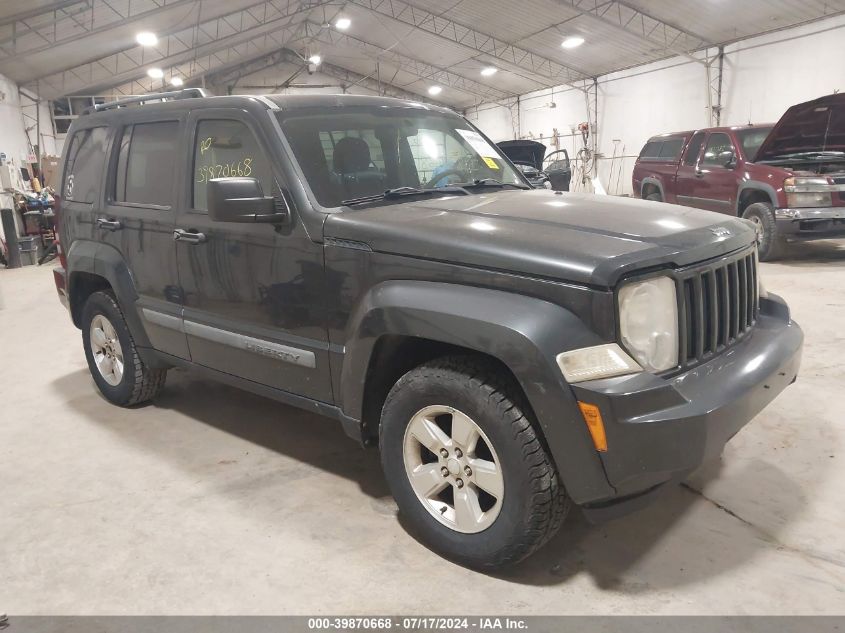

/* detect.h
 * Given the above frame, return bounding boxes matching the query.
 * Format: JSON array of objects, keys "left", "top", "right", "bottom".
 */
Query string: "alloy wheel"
[
  {"left": 402, "top": 405, "right": 504, "bottom": 533},
  {"left": 89, "top": 314, "right": 124, "bottom": 386}
]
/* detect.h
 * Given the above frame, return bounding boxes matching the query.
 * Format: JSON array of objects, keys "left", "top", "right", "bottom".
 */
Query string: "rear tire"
[
  {"left": 646, "top": 192, "right": 662, "bottom": 202},
  {"left": 81, "top": 291, "right": 167, "bottom": 406},
  {"left": 742, "top": 202, "right": 785, "bottom": 261},
  {"left": 379, "top": 356, "right": 569, "bottom": 569}
]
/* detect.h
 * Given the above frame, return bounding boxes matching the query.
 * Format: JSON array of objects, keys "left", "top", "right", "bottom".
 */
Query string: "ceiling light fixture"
[
  {"left": 561, "top": 36, "right": 585, "bottom": 49},
  {"left": 428, "top": 85, "right": 442, "bottom": 95},
  {"left": 147, "top": 67, "right": 164, "bottom": 79},
  {"left": 169, "top": 76, "right": 184, "bottom": 87},
  {"left": 335, "top": 17, "right": 351, "bottom": 30},
  {"left": 481, "top": 67, "right": 498, "bottom": 76},
  {"left": 136, "top": 31, "right": 158, "bottom": 47},
  {"left": 308, "top": 54, "right": 322, "bottom": 65}
]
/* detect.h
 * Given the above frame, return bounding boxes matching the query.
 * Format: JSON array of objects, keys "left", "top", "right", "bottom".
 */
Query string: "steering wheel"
[{"left": 424, "top": 168, "right": 469, "bottom": 188}]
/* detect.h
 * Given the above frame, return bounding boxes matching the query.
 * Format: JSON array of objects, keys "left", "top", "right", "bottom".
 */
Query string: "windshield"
[
  {"left": 278, "top": 107, "right": 524, "bottom": 207},
  {"left": 736, "top": 127, "right": 773, "bottom": 162}
]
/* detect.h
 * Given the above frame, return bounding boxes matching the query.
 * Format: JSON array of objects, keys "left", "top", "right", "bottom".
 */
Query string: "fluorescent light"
[
  {"left": 335, "top": 17, "right": 351, "bottom": 30},
  {"left": 561, "top": 36, "right": 585, "bottom": 49},
  {"left": 136, "top": 31, "right": 158, "bottom": 47},
  {"left": 308, "top": 54, "right": 322, "bottom": 65},
  {"left": 428, "top": 85, "right": 442, "bottom": 95},
  {"left": 481, "top": 67, "right": 498, "bottom": 76},
  {"left": 169, "top": 76, "right": 184, "bottom": 87},
  {"left": 147, "top": 67, "right": 164, "bottom": 79}
]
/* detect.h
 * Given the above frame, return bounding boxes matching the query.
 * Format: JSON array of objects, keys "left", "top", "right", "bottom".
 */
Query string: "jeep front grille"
[{"left": 679, "top": 248, "right": 758, "bottom": 367}]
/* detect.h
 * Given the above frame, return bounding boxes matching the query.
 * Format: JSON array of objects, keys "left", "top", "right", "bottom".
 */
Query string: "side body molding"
[{"left": 339, "top": 281, "right": 616, "bottom": 504}]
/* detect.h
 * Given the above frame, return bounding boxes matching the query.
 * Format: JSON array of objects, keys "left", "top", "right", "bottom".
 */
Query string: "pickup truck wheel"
[
  {"left": 81, "top": 291, "right": 167, "bottom": 406},
  {"left": 380, "top": 356, "right": 569, "bottom": 569},
  {"left": 646, "top": 192, "right": 662, "bottom": 202},
  {"left": 742, "top": 202, "right": 785, "bottom": 261}
]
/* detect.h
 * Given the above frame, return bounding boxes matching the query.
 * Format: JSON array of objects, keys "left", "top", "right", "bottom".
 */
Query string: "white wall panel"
[{"left": 0, "top": 73, "right": 35, "bottom": 168}]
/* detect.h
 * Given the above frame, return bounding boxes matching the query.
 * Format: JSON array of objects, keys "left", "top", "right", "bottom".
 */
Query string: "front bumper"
[
  {"left": 775, "top": 207, "right": 845, "bottom": 239},
  {"left": 570, "top": 292, "right": 802, "bottom": 520}
]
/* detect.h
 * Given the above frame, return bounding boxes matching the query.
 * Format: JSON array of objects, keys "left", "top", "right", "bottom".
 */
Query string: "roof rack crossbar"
[{"left": 85, "top": 88, "right": 209, "bottom": 114}]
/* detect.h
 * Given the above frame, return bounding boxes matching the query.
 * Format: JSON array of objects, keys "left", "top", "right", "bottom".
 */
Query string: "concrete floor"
[{"left": 1, "top": 241, "right": 844, "bottom": 615}]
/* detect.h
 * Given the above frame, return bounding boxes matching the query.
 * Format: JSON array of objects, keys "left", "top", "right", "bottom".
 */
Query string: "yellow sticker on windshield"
[{"left": 483, "top": 156, "right": 500, "bottom": 169}]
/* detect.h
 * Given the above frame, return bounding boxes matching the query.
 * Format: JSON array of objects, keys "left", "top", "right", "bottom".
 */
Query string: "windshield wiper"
[
  {"left": 342, "top": 186, "right": 470, "bottom": 207},
  {"left": 454, "top": 178, "right": 531, "bottom": 190}
]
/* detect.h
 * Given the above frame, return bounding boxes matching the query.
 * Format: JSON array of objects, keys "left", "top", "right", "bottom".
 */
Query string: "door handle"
[
  {"left": 96, "top": 218, "right": 122, "bottom": 231},
  {"left": 173, "top": 228, "right": 207, "bottom": 244}
]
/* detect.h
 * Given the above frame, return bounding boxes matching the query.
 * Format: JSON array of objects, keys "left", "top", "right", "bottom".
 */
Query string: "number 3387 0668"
[{"left": 196, "top": 158, "right": 253, "bottom": 182}]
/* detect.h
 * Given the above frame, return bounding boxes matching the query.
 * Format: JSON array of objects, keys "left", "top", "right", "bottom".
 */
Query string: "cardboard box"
[{"left": 40, "top": 155, "right": 61, "bottom": 189}]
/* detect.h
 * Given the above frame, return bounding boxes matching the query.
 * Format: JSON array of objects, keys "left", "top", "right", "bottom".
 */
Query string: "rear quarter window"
[
  {"left": 639, "top": 141, "right": 661, "bottom": 159},
  {"left": 658, "top": 138, "right": 684, "bottom": 159},
  {"left": 638, "top": 137, "right": 686, "bottom": 162},
  {"left": 63, "top": 127, "right": 108, "bottom": 203}
]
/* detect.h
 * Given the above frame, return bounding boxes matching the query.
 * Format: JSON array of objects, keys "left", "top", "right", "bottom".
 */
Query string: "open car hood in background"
[
  {"left": 497, "top": 140, "right": 547, "bottom": 170},
  {"left": 755, "top": 92, "right": 845, "bottom": 162}
]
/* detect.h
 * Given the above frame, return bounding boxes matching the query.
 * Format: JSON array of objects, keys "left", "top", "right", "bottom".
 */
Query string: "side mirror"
[
  {"left": 207, "top": 177, "right": 287, "bottom": 224},
  {"left": 720, "top": 150, "right": 737, "bottom": 168}
]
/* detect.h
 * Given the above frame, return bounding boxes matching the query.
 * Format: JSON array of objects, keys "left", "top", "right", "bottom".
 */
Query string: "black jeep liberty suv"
[{"left": 53, "top": 89, "right": 803, "bottom": 569}]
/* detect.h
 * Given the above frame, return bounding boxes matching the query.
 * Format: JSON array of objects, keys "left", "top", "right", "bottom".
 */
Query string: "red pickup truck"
[{"left": 632, "top": 93, "right": 845, "bottom": 260}]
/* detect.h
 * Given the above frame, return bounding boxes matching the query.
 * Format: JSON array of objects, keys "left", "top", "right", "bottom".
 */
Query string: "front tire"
[
  {"left": 646, "top": 192, "right": 662, "bottom": 202},
  {"left": 81, "top": 291, "right": 167, "bottom": 406},
  {"left": 380, "top": 356, "right": 569, "bottom": 569},
  {"left": 742, "top": 202, "right": 785, "bottom": 261}
]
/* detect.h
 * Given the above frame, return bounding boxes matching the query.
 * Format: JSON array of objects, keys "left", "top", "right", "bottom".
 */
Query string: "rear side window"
[
  {"left": 639, "top": 137, "right": 686, "bottom": 162},
  {"left": 63, "top": 127, "right": 108, "bottom": 203},
  {"left": 683, "top": 132, "right": 706, "bottom": 165},
  {"left": 114, "top": 121, "right": 179, "bottom": 207},
  {"left": 658, "top": 138, "right": 684, "bottom": 159},
  {"left": 639, "top": 141, "right": 661, "bottom": 159}
]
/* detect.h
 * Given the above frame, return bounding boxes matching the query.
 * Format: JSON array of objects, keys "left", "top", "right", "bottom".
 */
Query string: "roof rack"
[{"left": 85, "top": 88, "right": 209, "bottom": 114}]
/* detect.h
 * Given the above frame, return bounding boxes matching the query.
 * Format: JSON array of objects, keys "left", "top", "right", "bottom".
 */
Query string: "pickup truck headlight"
[
  {"left": 618, "top": 275, "right": 679, "bottom": 372},
  {"left": 784, "top": 177, "right": 833, "bottom": 208}
]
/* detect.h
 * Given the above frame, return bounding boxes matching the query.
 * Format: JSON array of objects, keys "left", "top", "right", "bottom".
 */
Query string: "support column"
[{"left": 706, "top": 45, "right": 725, "bottom": 126}]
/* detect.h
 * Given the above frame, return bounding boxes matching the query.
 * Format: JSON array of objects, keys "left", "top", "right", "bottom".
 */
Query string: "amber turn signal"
[{"left": 577, "top": 401, "right": 608, "bottom": 452}]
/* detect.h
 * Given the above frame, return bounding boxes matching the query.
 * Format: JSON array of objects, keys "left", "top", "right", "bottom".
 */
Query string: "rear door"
[
  {"left": 687, "top": 132, "right": 739, "bottom": 214},
  {"left": 96, "top": 115, "right": 189, "bottom": 359},
  {"left": 173, "top": 108, "right": 333, "bottom": 401},
  {"left": 675, "top": 131, "right": 707, "bottom": 208}
]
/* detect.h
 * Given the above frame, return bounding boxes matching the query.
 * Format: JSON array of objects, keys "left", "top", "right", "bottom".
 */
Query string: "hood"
[
  {"left": 756, "top": 92, "right": 845, "bottom": 162},
  {"left": 324, "top": 190, "right": 756, "bottom": 287},
  {"left": 497, "top": 140, "right": 546, "bottom": 170}
]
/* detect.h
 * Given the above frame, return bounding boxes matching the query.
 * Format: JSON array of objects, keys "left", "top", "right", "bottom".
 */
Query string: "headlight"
[
  {"left": 618, "top": 275, "right": 679, "bottom": 372},
  {"left": 784, "top": 177, "right": 832, "bottom": 208}
]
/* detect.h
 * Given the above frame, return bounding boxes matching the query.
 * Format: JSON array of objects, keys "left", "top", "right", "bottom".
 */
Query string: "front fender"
[
  {"left": 736, "top": 182, "right": 779, "bottom": 213},
  {"left": 341, "top": 281, "right": 616, "bottom": 504}
]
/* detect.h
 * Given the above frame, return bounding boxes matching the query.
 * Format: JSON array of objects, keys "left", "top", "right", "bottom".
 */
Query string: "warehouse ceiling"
[{"left": 1, "top": 0, "right": 844, "bottom": 109}]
